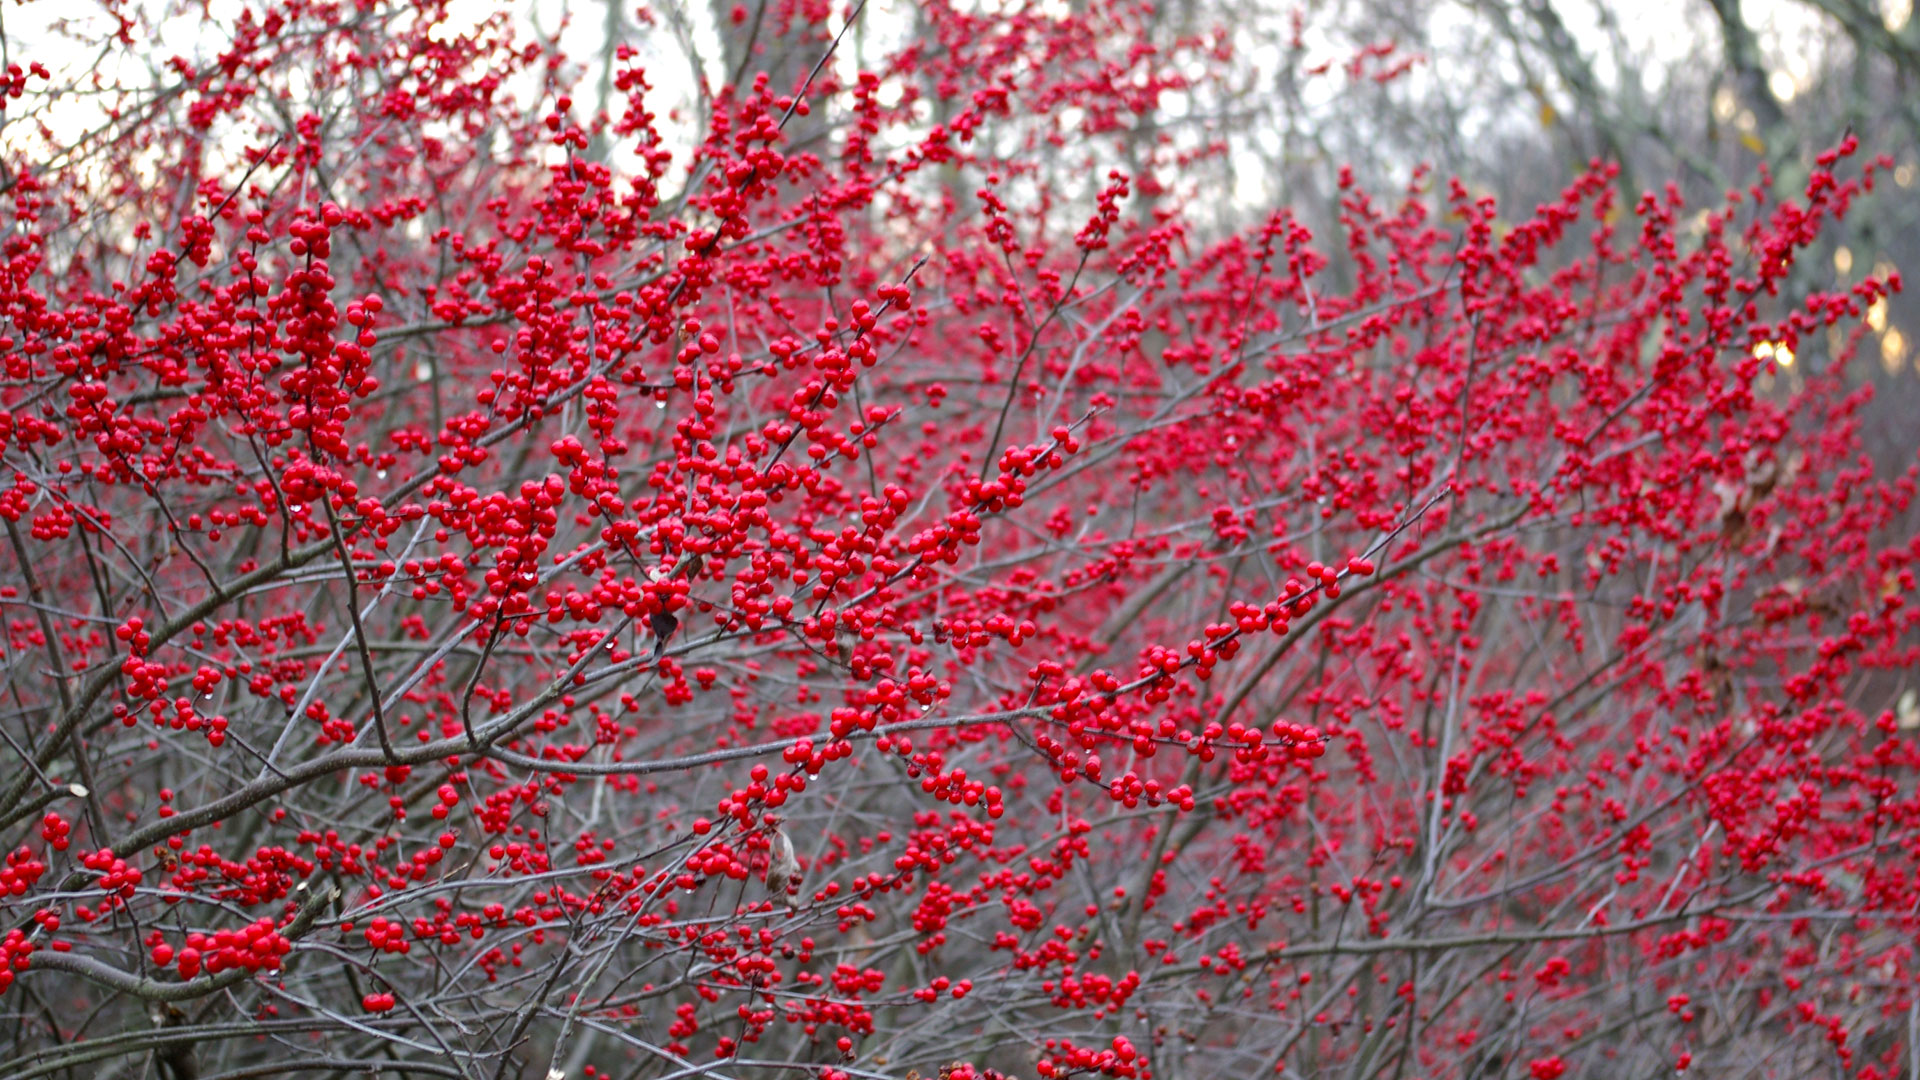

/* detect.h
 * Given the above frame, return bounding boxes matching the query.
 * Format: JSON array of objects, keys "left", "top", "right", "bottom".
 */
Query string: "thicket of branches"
[{"left": 0, "top": 1, "right": 1917, "bottom": 1079}]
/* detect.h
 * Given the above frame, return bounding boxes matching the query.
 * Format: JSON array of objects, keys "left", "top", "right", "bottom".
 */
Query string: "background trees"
[{"left": 0, "top": 1, "right": 1916, "bottom": 1079}]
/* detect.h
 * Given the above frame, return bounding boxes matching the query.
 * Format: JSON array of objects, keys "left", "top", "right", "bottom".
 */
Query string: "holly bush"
[{"left": 0, "top": 1, "right": 1915, "bottom": 1078}]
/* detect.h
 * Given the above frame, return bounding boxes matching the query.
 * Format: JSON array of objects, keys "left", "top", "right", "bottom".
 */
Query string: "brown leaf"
[{"left": 765, "top": 823, "right": 801, "bottom": 905}]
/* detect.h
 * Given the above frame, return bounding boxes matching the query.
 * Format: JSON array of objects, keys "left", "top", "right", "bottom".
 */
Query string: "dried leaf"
[
  {"left": 765, "top": 823, "right": 801, "bottom": 905},
  {"left": 649, "top": 610, "right": 680, "bottom": 661}
]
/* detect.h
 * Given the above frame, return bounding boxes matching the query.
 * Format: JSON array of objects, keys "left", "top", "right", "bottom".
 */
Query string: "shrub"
[{"left": 0, "top": 1, "right": 1914, "bottom": 1077}]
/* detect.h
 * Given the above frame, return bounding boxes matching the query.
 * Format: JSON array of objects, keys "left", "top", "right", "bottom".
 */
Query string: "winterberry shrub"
[{"left": 0, "top": 1, "right": 1915, "bottom": 1079}]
